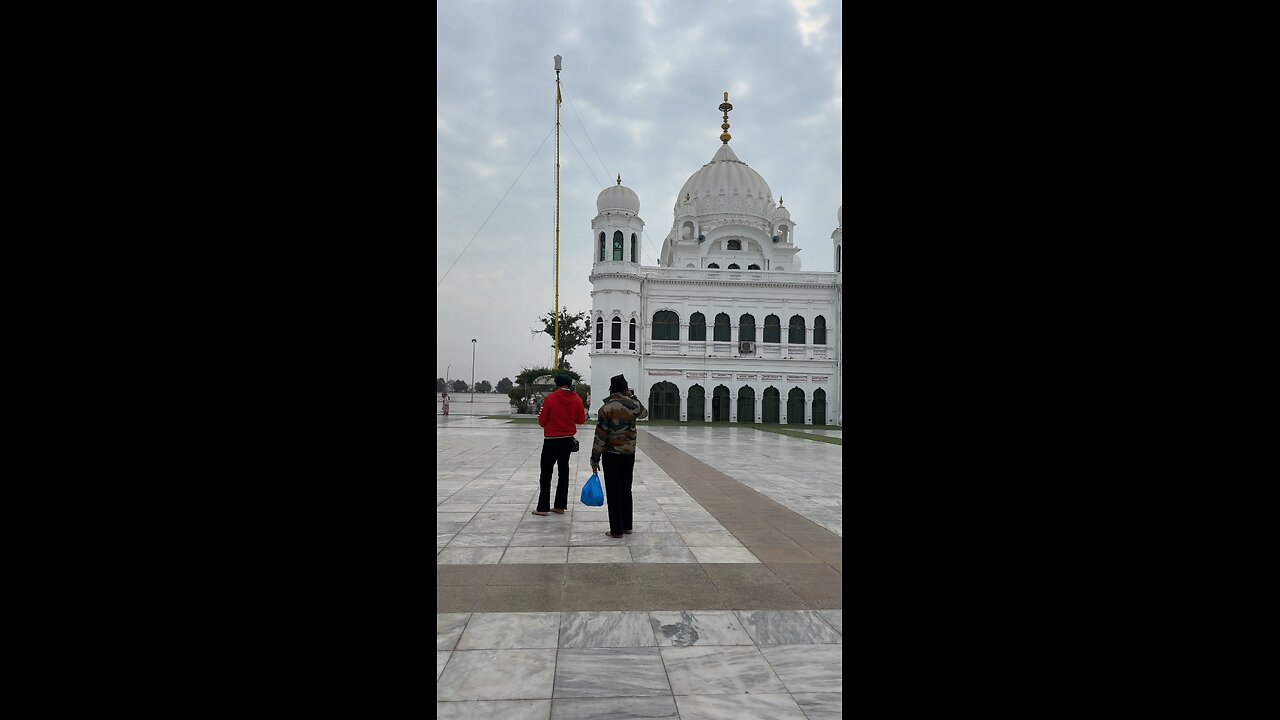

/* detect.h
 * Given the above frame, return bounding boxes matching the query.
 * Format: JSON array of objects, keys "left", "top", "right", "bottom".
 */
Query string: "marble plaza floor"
[{"left": 437, "top": 415, "right": 843, "bottom": 718}]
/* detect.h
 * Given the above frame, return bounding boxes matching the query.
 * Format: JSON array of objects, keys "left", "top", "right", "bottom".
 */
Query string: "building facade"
[{"left": 588, "top": 100, "right": 842, "bottom": 426}]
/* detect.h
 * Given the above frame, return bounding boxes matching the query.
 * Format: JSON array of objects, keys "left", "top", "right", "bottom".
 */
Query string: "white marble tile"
[
  {"left": 816, "top": 609, "right": 842, "bottom": 635},
  {"left": 568, "top": 546, "right": 632, "bottom": 563},
  {"left": 623, "top": 532, "right": 686, "bottom": 548},
  {"left": 437, "top": 512, "right": 478, "bottom": 524},
  {"left": 437, "top": 502, "right": 485, "bottom": 513},
  {"left": 673, "top": 693, "right": 808, "bottom": 720},
  {"left": 448, "top": 531, "right": 516, "bottom": 547},
  {"left": 438, "top": 532, "right": 458, "bottom": 547},
  {"left": 760, "top": 645, "right": 842, "bottom": 693},
  {"left": 436, "top": 699, "right": 552, "bottom": 720},
  {"left": 735, "top": 610, "right": 842, "bottom": 645},
  {"left": 661, "top": 645, "right": 786, "bottom": 695},
  {"left": 630, "top": 547, "right": 698, "bottom": 563},
  {"left": 457, "top": 612, "right": 561, "bottom": 649},
  {"left": 436, "top": 649, "right": 557, "bottom": 701},
  {"left": 559, "top": 611, "right": 656, "bottom": 648},
  {"left": 550, "top": 696, "right": 677, "bottom": 719},
  {"left": 437, "top": 650, "right": 450, "bottom": 681},
  {"left": 437, "top": 613, "right": 471, "bottom": 650},
  {"left": 671, "top": 521, "right": 729, "bottom": 532},
  {"left": 569, "top": 531, "right": 623, "bottom": 547},
  {"left": 501, "top": 547, "right": 569, "bottom": 563},
  {"left": 792, "top": 693, "right": 842, "bottom": 719},
  {"left": 553, "top": 648, "right": 668, "bottom": 697},
  {"left": 437, "top": 547, "right": 505, "bottom": 565},
  {"left": 679, "top": 532, "right": 741, "bottom": 547},
  {"left": 509, "top": 531, "right": 572, "bottom": 547},
  {"left": 648, "top": 611, "right": 754, "bottom": 647},
  {"left": 689, "top": 546, "right": 759, "bottom": 563}
]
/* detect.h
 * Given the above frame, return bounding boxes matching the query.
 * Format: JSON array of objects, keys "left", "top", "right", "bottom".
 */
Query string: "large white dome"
[
  {"left": 675, "top": 144, "right": 773, "bottom": 218},
  {"left": 597, "top": 183, "right": 640, "bottom": 214}
]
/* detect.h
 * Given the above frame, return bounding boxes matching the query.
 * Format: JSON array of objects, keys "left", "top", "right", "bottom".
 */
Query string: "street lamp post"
[
  {"left": 446, "top": 364, "right": 452, "bottom": 389},
  {"left": 471, "top": 339, "right": 477, "bottom": 403}
]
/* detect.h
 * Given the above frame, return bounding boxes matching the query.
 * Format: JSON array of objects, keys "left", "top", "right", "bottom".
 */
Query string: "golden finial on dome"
[
  {"left": 617, "top": 174, "right": 622, "bottom": 186},
  {"left": 779, "top": 196, "right": 784, "bottom": 205},
  {"left": 718, "top": 91, "right": 733, "bottom": 144}
]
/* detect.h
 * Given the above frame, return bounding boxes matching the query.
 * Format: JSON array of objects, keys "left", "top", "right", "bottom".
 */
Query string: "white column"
[{"left": 729, "top": 392, "right": 737, "bottom": 422}]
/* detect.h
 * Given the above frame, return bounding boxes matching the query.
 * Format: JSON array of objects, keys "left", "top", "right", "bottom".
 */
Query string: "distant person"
[
  {"left": 590, "top": 374, "right": 649, "bottom": 537},
  {"left": 533, "top": 374, "right": 586, "bottom": 516},
  {"left": 442, "top": 391, "right": 450, "bottom": 416}
]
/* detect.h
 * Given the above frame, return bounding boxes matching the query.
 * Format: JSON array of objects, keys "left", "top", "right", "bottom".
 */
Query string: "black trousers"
[
  {"left": 601, "top": 453, "right": 635, "bottom": 535},
  {"left": 538, "top": 437, "right": 574, "bottom": 512}
]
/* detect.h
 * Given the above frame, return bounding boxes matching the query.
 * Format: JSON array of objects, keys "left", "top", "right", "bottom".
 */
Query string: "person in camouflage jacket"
[{"left": 590, "top": 374, "right": 649, "bottom": 537}]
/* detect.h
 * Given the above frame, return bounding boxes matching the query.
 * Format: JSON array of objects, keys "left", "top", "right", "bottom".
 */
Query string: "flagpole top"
[{"left": 554, "top": 55, "right": 562, "bottom": 71}]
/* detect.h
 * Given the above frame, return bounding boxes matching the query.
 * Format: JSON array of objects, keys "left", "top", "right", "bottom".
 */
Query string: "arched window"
[
  {"left": 763, "top": 387, "right": 780, "bottom": 423},
  {"left": 707, "top": 263, "right": 720, "bottom": 269},
  {"left": 714, "top": 313, "right": 731, "bottom": 342},
  {"left": 686, "top": 263, "right": 696, "bottom": 268},
  {"left": 595, "top": 316, "right": 603, "bottom": 350},
  {"left": 789, "top": 315, "right": 806, "bottom": 344},
  {"left": 776, "top": 265, "right": 785, "bottom": 271},
  {"left": 737, "top": 386, "right": 755, "bottom": 424},
  {"left": 652, "top": 310, "right": 679, "bottom": 340},
  {"left": 599, "top": 232, "right": 606, "bottom": 261},
  {"left": 629, "top": 319, "right": 636, "bottom": 350},
  {"left": 780, "top": 225, "right": 790, "bottom": 243},
  {"left": 613, "top": 231, "right": 624, "bottom": 261},
  {"left": 748, "top": 264, "right": 760, "bottom": 270},
  {"left": 739, "top": 314, "right": 756, "bottom": 342},
  {"left": 727, "top": 239, "right": 741, "bottom": 251},
  {"left": 836, "top": 245, "right": 841, "bottom": 272},
  {"left": 764, "top": 314, "right": 781, "bottom": 343},
  {"left": 814, "top": 316, "right": 827, "bottom": 345},
  {"left": 611, "top": 316, "right": 621, "bottom": 349},
  {"left": 728, "top": 263, "right": 740, "bottom": 269},
  {"left": 712, "top": 385, "right": 730, "bottom": 422},
  {"left": 812, "top": 388, "right": 827, "bottom": 426},
  {"left": 689, "top": 312, "right": 706, "bottom": 341},
  {"left": 688, "top": 384, "right": 705, "bottom": 420},
  {"left": 787, "top": 388, "right": 805, "bottom": 425},
  {"left": 631, "top": 233, "right": 637, "bottom": 263}
]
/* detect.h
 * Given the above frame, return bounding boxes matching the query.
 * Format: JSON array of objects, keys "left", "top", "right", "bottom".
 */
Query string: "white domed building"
[{"left": 589, "top": 96, "right": 842, "bottom": 426}]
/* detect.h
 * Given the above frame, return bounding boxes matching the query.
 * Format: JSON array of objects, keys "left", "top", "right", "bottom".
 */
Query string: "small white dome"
[
  {"left": 773, "top": 202, "right": 791, "bottom": 221},
  {"left": 597, "top": 183, "right": 640, "bottom": 214}
]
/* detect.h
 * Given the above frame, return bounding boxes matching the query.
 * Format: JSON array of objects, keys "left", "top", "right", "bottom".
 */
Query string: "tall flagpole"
[{"left": 553, "top": 54, "right": 562, "bottom": 370}]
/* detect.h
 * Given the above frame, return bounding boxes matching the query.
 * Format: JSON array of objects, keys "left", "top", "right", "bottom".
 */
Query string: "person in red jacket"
[{"left": 533, "top": 374, "right": 586, "bottom": 516}]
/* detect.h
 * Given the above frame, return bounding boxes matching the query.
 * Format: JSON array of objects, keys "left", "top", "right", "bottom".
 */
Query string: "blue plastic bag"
[{"left": 580, "top": 472, "right": 604, "bottom": 506}]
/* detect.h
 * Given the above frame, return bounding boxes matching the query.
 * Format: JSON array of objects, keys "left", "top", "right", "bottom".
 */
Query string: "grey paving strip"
[{"left": 636, "top": 431, "right": 842, "bottom": 607}]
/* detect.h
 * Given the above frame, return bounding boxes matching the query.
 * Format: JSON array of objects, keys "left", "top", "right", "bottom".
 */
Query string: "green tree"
[
  {"left": 449, "top": 379, "right": 469, "bottom": 393},
  {"left": 535, "top": 307, "right": 592, "bottom": 370},
  {"left": 510, "top": 366, "right": 584, "bottom": 413},
  {"left": 476, "top": 380, "right": 493, "bottom": 393},
  {"left": 436, "top": 378, "right": 446, "bottom": 392},
  {"left": 496, "top": 377, "right": 513, "bottom": 393}
]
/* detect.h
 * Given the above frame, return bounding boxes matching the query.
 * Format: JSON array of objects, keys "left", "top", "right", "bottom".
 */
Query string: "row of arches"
[
  {"left": 652, "top": 311, "right": 826, "bottom": 344},
  {"left": 598, "top": 231, "right": 638, "bottom": 263},
  {"left": 706, "top": 263, "right": 760, "bottom": 270},
  {"left": 648, "top": 382, "right": 828, "bottom": 425},
  {"left": 596, "top": 313, "right": 828, "bottom": 348}
]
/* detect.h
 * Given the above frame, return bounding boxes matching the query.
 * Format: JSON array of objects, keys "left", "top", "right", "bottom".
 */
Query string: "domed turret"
[
  {"left": 773, "top": 196, "right": 791, "bottom": 221},
  {"left": 597, "top": 175, "right": 640, "bottom": 214}
]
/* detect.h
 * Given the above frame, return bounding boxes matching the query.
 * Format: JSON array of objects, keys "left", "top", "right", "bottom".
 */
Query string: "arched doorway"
[
  {"left": 787, "top": 387, "right": 805, "bottom": 425},
  {"left": 737, "top": 386, "right": 756, "bottom": 423},
  {"left": 812, "top": 389, "right": 826, "bottom": 426},
  {"left": 649, "top": 382, "right": 679, "bottom": 420},
  {"left": 763, "top": 387, "right": 780, "bottom": 424},
  {"left": 688, "top": 384, "right": 705, "bottom": 422},
  {"left": 712, "top": 385, "right": 730, "bottom": 421}
]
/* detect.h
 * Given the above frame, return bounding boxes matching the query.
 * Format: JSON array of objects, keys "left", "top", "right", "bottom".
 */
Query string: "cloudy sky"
[{"left": 436, "top": 0, "right": 842, "bottom": 390}]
